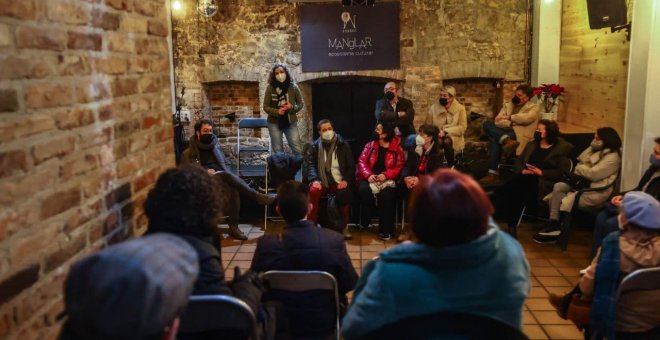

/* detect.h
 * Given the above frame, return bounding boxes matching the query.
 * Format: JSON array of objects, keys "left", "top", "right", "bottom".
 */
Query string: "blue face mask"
[{"left": 651, "top": 153, "right": 660, "bottom": 168}]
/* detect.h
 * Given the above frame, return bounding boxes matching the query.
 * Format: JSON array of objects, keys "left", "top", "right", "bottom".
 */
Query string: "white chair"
[{"left": 178, "top": 294, "right": 258, "bottom": 340}]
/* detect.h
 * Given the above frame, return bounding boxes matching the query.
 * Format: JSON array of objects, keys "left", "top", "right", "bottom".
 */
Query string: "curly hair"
[
  {"left": 267, "top": 63, "right": 293, "bottom": 89},
  {"left": 144, "top": 165, "right": 221, "bottom": 237}
]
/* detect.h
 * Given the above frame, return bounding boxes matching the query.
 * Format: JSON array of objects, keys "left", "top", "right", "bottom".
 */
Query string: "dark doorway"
[{"left": 311, "top": 81, "right": 386, "bottom": 160}]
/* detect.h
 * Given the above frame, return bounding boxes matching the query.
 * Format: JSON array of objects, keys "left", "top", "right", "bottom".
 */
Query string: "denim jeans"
[
  {"left": 591, "top": 204, "right": 619, "bottom": 258},
  {"left": 267, "top": 121, "right": 302, "bottom": 156},
  {"left": 483, "top": 120, "right": 516, "bottom": 172}
]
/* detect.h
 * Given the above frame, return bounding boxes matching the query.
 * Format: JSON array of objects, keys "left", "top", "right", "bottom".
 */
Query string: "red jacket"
[{"left": 356, "top": 137, "right": 405, "bottom": 184}]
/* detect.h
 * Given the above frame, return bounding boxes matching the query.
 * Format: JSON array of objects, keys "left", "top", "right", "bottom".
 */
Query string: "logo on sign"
[{"left": 341, "top": 11, "right": 357, "bottom": 33}]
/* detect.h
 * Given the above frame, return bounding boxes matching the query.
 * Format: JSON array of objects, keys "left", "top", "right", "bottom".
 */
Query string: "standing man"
[
  {"left": 375, "top": 81, "right": 416, "bottom": 150},
  {"left": 425, "top": 85, "right": 467, "bottom": 166},
  {"left": 303, "top": 119, "right": 355, "bottom": 239},
  {"left": 480, "top": 84, "right": 540, "bottom": 185}
]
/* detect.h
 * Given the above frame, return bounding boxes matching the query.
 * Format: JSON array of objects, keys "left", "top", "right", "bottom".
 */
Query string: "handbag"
[
  {"left": 565, "top": 173, "right": 591, "bottom": 190},
  {"left": 567, "top": 295, "right": 592, "bottom": 330}
]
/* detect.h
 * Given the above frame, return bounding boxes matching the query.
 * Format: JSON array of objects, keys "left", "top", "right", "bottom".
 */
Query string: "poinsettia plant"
[{"left": 533, "top": 84, "right": 565, "bottom": 113}]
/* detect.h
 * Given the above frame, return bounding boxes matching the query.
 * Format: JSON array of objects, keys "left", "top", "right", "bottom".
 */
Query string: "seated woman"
[
  {"left": 425, "top": 86, "right": 467, "bottom": 166},
  {"left": 357, "top": 122, "right": 405, "bottom": 241},
  {"left": 342, "top": 170, "right": 530, "bottom": 339},
  {"left": 398, "top": 124, "right": 446, "bottom": 241},
  {"left": 534, "top": 127, "right": 622, "bottom": 244},
  {"left": 494, "top": 120, "right": 573, "bottom": 229},
  {"left": 548, "top": 192, "right": 660, "bottom": 339},
  {"left": 589, "top": 136, "right": 660, "bottom": 258}
]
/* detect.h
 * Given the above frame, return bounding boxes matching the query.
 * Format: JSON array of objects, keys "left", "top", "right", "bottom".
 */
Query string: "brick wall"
[{"left": 0, "top": 0, "right": 174, "bottom": 338}]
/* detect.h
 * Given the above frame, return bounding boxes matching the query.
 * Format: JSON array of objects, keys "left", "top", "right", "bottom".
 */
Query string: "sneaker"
[
  {"left": 378, "top": 233, "right": 392, "bottom": 241},
  {"left": 502, "top": 139, "right": 520, "bottom": 158},
  {"left": 533, "top": 228, "right": 560, "bottom": 244},
  {"left": 478, "top": 173, "right": 501, "bottom": 185},
  {"left": 548, "top": 293, "right": 570, "bottom": 320}
]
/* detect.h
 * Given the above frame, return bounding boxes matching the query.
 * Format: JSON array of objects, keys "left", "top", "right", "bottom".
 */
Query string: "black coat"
[
  {"left": 180, "top": 135, "right": 230, "bottom": 172},
  {"left": 513, "top": 137, "right": 574, "bottom": 196},
  {"left": 375, "top": 96, "right": 416, "bottom": 137},
  {"left": 251, "top": 220, "right": 358, "bottom": 337},
  {"left": 633, "top": 165, "right": 660, "bottom": 201},
  {"left": 179, "top": 235, "right": 233, "bottom": 296},
  {"left": 302, "top": 134, "right": 355, "bottom": 186},
  {"left": 401, "top": 142, "right": 445, "bottom": 179}
]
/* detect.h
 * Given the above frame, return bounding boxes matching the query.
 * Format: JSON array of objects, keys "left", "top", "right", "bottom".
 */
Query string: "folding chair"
[
  {"left": 261, "top": 270, "right": 341, "bottom": 340},
  {"left": 178, "top": 294, "right": 258, "bottom": 340},
  {"left": 236, "top": 118, "right": 270, "bottom": 230}
]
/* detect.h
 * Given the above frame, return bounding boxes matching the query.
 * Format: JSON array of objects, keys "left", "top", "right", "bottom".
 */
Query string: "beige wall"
[
  {"left": 0, "top": 0, "right": 175, "bottom": 338},
  {"left": 558, "top": 0, "right": 631, "bottom": 135}
]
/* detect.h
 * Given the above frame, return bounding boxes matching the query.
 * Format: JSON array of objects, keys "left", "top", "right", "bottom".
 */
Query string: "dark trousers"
[
  {"left": 483, "top": 120, "right": 516, "bottom": 172},
  {"left": 358, "top": 181, "right": 397, "bottom": 235},
  {"left": 495, "top": 174, "right": 540, "bottom": 228},
  {"left": 591, "top": 203, "right": 619, "bottom": 258},
  {"left": 212, "top": 171, "right": 259, "bottom": 227},
  {"left": 439, "top": 136, "right": 455, "bottom": 166},
  {"left": 308, "top": 183, "right": 352, "bottom": 229}
]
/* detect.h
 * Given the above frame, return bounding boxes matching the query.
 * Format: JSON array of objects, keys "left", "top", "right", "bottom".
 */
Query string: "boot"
[
  {"left": 228, "top": 225, "right": 247, "bottom": 241},
  {"left": 548, "top": 293, "right": 572, "bottom": 320},
  {"left": 478, "top": 173, "right": 501, "bottom": 185},
  {"left": 255, "top": 193, "right": 276, "bottom": 205},
  {"left": 501, "top": 138, "right": 520, "bottom": 159}
]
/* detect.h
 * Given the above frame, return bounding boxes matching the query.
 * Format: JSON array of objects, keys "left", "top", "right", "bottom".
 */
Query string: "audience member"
[
  {"left": 303, "top": 119, "right": 355, "bottom": 239},
  {"left": 263, "top": 63, "right": 304, "bottom": 156},
  {"left": 398, "top": 124, "right": 446, "bottom": 241},
  {"left": 356, "top": 122, "right": 405, "bottom": 240},
  {"left": 480, "top": 84, "right": 540, "bottom": 185},
  {"left": 375, "top": 81, "right": 416, "bottom": 150},
  {"left": 425, "top": 86, "right": 467, "bottom": 165},
  {"left": 534, "top": 127, "right": 622, "bottom": 244},
  {"left": 342, "top": 170, "right": 530, "bottom": 339},
  {"left": 548, "top": 192, "right": 660, "bottom": 339},
  {"left": 494, "top": 120, "right": 573, "bottom": 229},
  {"left": 251, "top": 180, "right": 358, "bottom": 338},
  {"left": 590, "top": 136, "right": 660, "bottom": 258},
  {"left": 60, "top": 233, "right": 199, "bottom": 340},
  {"left": 181, "top": 119, "right": 275, "bottom": 240}
]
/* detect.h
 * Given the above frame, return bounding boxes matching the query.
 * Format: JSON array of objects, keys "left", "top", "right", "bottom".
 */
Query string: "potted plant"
[{"left": 533, "top": 84, "right": 565, "bottom": 120}]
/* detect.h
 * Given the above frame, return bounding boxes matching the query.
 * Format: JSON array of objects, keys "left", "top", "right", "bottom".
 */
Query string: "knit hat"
[
  {"left": 64, "top": 233, "right": 199, "bottom": 340},
  {"left": 622, "top": 191, "right": 660, "bottom": 230},
  {"left": 442, "top": 86, "right": 456, "bottom": 98}
]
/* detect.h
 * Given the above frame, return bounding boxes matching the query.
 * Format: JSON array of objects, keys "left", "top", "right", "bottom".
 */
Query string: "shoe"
[
  {"left": 548, "top": 293, "right": 570, "bottom": 320},
  {"left": 501, "top": 139, "right": 520, "bottom": 158},
  {"left": 478, "top": 173, "right": 501, "bottom": 185},
  {"left": 533, "top": 226, "right": 560, "bottom": 244},
  {"left": 397, "top": 231, "right": 410, "bottom": 242},
  {"left": 378, "top": 233, "right": 392, "bottom": 241},
  {"left": 579, "top": 266, "right": 590, "bottom": 276},
  {"left": 228, "top": 225, "right": 248, "bottom": 241},
  {"left": 342, "top": 228, "right": 353, "bottom": 240},
  {"left": 255, "top": 193, "right": 276, "bottom": 205}
]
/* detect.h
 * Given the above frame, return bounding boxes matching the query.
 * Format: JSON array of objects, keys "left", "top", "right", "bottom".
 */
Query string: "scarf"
[
  {"left": 590, "top": 230, "right": 620, "bottom": 340},
  {"left": 274, "top": 84, "right": 290, "bottom": 130},
  {"left": 318, "top": 138, "right": 337, "bottom": 188}
]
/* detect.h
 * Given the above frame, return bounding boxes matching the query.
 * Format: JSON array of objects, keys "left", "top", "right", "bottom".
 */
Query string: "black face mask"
[
  {"left": 439, "top": 98, "right": 449, "bottom": 106},
  {"left": 385, "top": 91, "right": 395, "bottom": 101},
  {"left": 199, "top": 133, "right": 214, "bottom": 145},
  {"left": 512, "top": 96, "right": 521, "bottom": 105},
  {"left": 533, "top": 131, "right": 542, "bottom": 142}
]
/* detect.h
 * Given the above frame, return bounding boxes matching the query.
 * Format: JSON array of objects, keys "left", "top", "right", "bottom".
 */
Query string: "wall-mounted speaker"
[{"left": 586, "top": 0, "right": 627, "bottom": 29}]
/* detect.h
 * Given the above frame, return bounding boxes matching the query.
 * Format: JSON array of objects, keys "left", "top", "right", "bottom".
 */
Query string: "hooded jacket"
[{"left": 341, "top": 222, "right": 530, "bottom": 339}]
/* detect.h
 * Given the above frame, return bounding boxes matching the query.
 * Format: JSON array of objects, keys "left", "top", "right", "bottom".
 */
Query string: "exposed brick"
[
  {"left": 0, "top": 150, "right": 28, "bottom": 178},
  {"left": 0, "top": 114, "right": 55, "bottom": 144},
  {"left": 108, "top": 33, "right": 134, "bottom": 53},
  {"left": 128, "top": 57, "right": 150, "bottom": 73},
  {"left": 47, "top": 1, "right": 90, "bottom": 25},
  {"left": 54, "top": 107, "right": 95, "bottom": 130},
  {"left": 105, "top": 0, "right": 132, "bottom": 11},
  {"left": 44, "top": 233, "right": 86, "bottom": 272},
  {"left": 0, "top": 308, "right": 11, "bottom": 338},
  {"left": 114, "top": 119, "right": 140, "bottom": 138},
  {"left": 31, "top": 135, "right": 76, "bottom": 165},
  {"left": 91, "top": 9, "right": 120, "bottom": 30},
  {"left": 117, "top": 153, "right": 144, "bottom": 178},
  {"left": 59, "top": 153, "right": 98, "bottom": 180},
  {"left": 25, "top": 83, "right": 75, "bottom": 109},
  {"left": 67, "top": 31, "right": 102, "bottom": 51},
  {"left": 0, "top": 0, "right": 42, "bottom": 20},
  {"left": 128, "top": 133, "right": 150, "bottom": 152},
  {"left": 155, "top": 125, "right": 173, "bottom": 142},
  {"left": 133, "top": 168, "right": 157, "bottom": 193},
  {"left": 0, "top": 89, "right": 19, "bottom": 112},
  {"left": 41, "top": 188, "right": 81, "bottom": 219},
  {"left": 138, "top": 76, "right": 160, "bottom": 93},
  {"left": 104, "top": 182, "right": 131, "bottom": 209},
  {"left": 0, "top": 164, "right": 58, "bottom": 205},
  {"left": 112, "top": 78, "right": 139, "bottom": 97},
  {"left": 57, "top": 54, "right": 91, "bottom": 76},
  {"left": 0, "top": 55, "right": 53, "bottom": 79},
  {"left": 0, "top": 264, "right": 40, "bottom": 305},
  {"left": 43, "top": 299, "right": 65, "bottom": 327},
  {"left": 9, "top": 225, "right": 59, "bottom": 270},
  {"left": 76, "top": 126, "right": 112, "bottom": 150},
  {"left": 76, "top": 81, "right": 111, "bottom": 103},
  {"left": 150, "top": 57, "right": 170, "bottom": 72},
  {"left": 15, "top": 26, "right": 66, "bottom": 51},
  {"left": 135, "top": 37, "right": 167, "bottom": 55},
  {"left": 147, "top": 20, "right": 167, "bottom": 37},
  {"left": 119, "top": 15, "right": 147, "bottom": 33},
  {"left": 0, "top": 23, "right": 9, "bottom": 47},
  {"left": 135, "top": 0, "right": 159, "bottom": 17},
  {"left": 142, "top": 115, "right": 161, "bottom": 129},
  {"left": 95, "top": 57, "right": 127, "bottom": 74},
  {"left": 130, "top": 96, "right": 151, "bottom": 112}
]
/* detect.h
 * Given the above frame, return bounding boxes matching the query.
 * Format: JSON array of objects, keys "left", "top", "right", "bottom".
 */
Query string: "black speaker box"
[{"left": 586, "top": 0, "right": 627, "bottom": 29}]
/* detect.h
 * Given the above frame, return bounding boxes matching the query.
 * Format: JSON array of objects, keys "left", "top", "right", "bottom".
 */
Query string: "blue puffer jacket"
[{"left": 342, "top": 223, "right": 530, "bottom": 339}]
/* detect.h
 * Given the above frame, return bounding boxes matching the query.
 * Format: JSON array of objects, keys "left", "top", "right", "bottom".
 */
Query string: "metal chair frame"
[
  {"left": 178, "top": 294, "right": 258, "bottom": 340},
  {"left": 236, "top": 118, "right": 270, "bottom": 230}
]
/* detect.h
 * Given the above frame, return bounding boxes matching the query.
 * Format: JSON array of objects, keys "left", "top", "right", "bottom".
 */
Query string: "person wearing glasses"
[{"left": 375, "top": 81, "right": 416, "bottom": 150}]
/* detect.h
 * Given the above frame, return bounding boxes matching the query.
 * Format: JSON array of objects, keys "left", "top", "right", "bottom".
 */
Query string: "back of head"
[
  {"left": 144, "top": 165, "right": 221, "bottom": 237},
  {"left": 277, "top": 180, "right": 310, "bottom": 223},
  {"left": 63, "top": 233, "right": 199, "bottom": 340},
  {"left": 622, "top": 191, "right": 660, "bottom": 231},
  {"left": 409, "top": 169, "right": 494, "bottom": 247}
]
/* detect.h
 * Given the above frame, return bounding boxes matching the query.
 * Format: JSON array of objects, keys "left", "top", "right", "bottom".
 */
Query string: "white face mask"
[
  {"left": 415, "top": 135, "right": 425, "bottom": 147},
  {"left": 275, "top": 73, "right": 287, "bottom": 83},
  {"left": 617, "top": 213, "right": 626, "bottom": 230},
  {"left": 321, "top": 130, "right": 335, "bottom": 141}
]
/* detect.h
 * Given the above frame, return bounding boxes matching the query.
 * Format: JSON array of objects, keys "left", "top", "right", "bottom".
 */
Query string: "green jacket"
[{"left": 262, "top": 82, "right": 304, "bottom": 124}]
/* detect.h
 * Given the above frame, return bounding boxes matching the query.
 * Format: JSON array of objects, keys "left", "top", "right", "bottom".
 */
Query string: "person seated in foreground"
[
  {"left": 303, "top": 119, "right": 355, "bottom": 239},
  {"left": 342, "top": 170, "right": 530, "bottom": 339},
  {"left": 590, "top": 136, "right": 660, "bottom": 258},
  {"left": 251, "top": 180, "right": 358, "bottom": 338},
  {"left": 181, "top": 119, "right": 275, "bottom": 240},
  {"left": 549, "top": 192, "right": 660, "bottom": 339},
  {"left": 480, "top": 84, "right": 540, "bottom": 185},
  {"left": 534, "top": 127, "right": 622, "bottom": 244},
  {"left": 493, "top": 120, "right": 573, "bottom": 229},
  {"left": 397, "top": 124, "right": 446, "bottom": 242},
  {"left": 425, "top": 86, "right": 467, "bottom": 166},
  {"left": 356, "top": 122, "right": 405, "bottom": 240},
  {"left": 60, "top": 233, "right": 199, "bottom": 340}
]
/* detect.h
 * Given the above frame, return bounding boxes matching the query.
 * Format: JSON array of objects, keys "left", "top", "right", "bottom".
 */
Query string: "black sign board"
[{"left": 300, "top": 2, "right": 400, "bottom": 72}]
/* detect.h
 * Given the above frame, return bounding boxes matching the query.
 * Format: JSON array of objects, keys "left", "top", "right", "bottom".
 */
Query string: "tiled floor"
[{"left": 219, "top": 218, "right": 594, "bottom": 339}]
